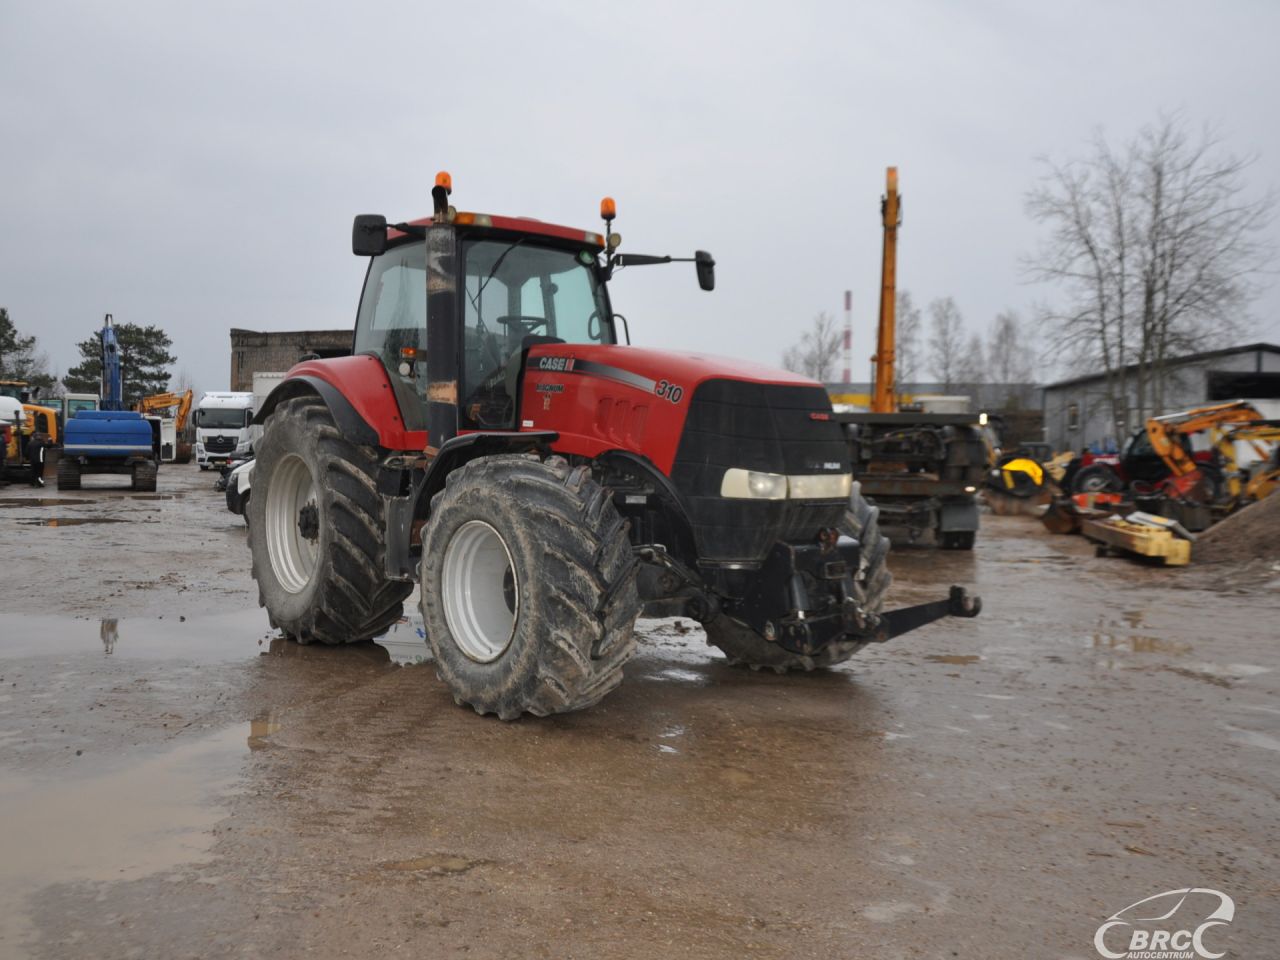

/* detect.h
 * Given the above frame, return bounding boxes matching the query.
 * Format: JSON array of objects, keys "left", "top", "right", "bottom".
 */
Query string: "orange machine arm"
[
  {"left": 871, "top": 167, "right": 901, "bottom": 414},
  {"left": 136, "top": 389, "right": 194, "bottom": 430},
  {"left": 1145, "top": 401, "right": 1263, "bottom": 477}
]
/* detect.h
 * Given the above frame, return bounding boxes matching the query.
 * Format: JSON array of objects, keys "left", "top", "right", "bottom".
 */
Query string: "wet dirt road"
[{"left": 1, "top": 467, "right": 1277, "bottom": 959}]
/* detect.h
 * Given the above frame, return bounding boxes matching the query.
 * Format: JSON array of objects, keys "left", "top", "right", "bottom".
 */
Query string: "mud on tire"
[
  {"left": 248, "top": 396, "right": 412, "bottom": 644},
  {"left": 420, "top": 454, "right": 641, "bottom": 720},
  {"left": 704, "top": 482, "right": 892, "bottom": 672}
]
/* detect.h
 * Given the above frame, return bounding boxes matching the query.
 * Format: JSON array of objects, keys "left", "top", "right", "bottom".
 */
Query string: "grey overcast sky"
[{"left": 2, "top": 1, "right": 1277, "bottom": 396}]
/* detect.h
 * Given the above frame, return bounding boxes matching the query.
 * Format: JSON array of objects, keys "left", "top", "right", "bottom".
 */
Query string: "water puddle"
[
  {"left": 380, "top": 854, "right": 487, "bottom": 875},
  {"left": 0, "top": 498, "right": 95, "bottom": 508},
  {"left": 1, "top": 611, "right": 276, "bottom": 663},
  {"left": 2, "top": 610, "right": 426, "bottom": 666},
  {"left": 18, "top": 517, "right": 136, "bottom": 527},
  {"left": 924, "top": 654, "right": 982, "bottom": 666},
  {"left": 0, "top": 723, "right": 249, "bottom": 954}
]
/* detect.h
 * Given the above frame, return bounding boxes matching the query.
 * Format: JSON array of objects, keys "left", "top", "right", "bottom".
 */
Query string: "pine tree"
[
  {"left": 63, "top": 321, "right": 177, "bottom": 404},
  {"left": 0, "top": 307, "right": 55, "bottom": 392}
]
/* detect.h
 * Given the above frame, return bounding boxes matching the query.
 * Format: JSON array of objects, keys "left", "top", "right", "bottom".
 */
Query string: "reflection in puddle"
[
  {"left": 0, "top": 498, "right": 95, "bottom": 508},
  {"left": 19, "top": 517, "right": 133, "bottom": 527},
  {"left": 381, "top": 854, "right": 486, "bottom": 875},
  {"left": 2, "top": 611, "right": 275, "bottom": 662},
  {"left": 1091, "top": 633, "right": 1192, "bottom": 656},
  {"left": 101, "top": 618, "right": 118, "bottom": 655},
  {"left": 650, "top": 667, "right": 710, "bottom": 686},
  {"left": 248, "top": 710, "right": 281, "bottom": 750}
]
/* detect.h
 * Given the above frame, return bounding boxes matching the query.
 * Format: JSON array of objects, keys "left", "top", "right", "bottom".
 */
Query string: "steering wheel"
[{"left": 496, "top": 315, "right": 548, "bottom": 337}]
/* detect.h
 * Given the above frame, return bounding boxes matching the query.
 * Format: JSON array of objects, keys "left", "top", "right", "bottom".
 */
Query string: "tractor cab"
[{"left": 353, "top": 225, "right": 618, "bottom": 433}]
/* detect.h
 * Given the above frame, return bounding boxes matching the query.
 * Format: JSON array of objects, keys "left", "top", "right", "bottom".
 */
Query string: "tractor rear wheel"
[
  {"left": 704, "top": 483, "right": 891, "bottom": 672},
  {"left": 57, "top": 458, "right": 81, "bottom": 491},
  {"left": 420, "top": 455, "right": 640, "bottom": 720},
  {"left": 248, "top": 396, "right": 412, "bottom": 644}
]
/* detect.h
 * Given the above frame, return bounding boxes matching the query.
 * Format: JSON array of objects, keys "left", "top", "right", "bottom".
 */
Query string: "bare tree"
[
  {"left": 956, "top": 332, "right": 986, "bottom": 391},
  {"left": 986, "top": 309, "right": 1037, "bottom": 408},
  {"left": 926, "top": 297, "right": 966, "bottom": 390},
  {"left": 1026, "top": 113, "right": 1273, "bottom": 438},
  {"left": 987, "top": 310, "right": 1034, "bottom": 383},
  {"left": 781, "top": 311, "right": 842, "bottom": 382},
  {"left": 895, "top": 290, "right": 923, "bottom": 386}
]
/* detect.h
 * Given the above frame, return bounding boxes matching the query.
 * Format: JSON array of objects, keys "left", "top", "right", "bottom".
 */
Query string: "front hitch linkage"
[{"left": 871, "top": 586, "right": 982, "bottom": 643}]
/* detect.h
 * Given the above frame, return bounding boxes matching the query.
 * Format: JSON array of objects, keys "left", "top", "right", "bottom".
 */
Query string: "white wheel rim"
[
  {"left": 266, "top": 453, "right": 320, "bottom": 594},
  {"left": 441, "top": 520, "right": 519, "bottom": 663}
]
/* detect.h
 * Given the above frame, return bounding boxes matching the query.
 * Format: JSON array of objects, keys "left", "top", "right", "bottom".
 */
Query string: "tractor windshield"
[{"left": 460, "top": 240, "right": 614, "bottom": 428}]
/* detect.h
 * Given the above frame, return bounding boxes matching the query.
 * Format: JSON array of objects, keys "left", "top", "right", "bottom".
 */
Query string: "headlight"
[
  {"left": 721, "top": 468, "right": 787, "bottom": 500},
  {"left": 787, "top": 473, "right": 853, "bottom": 499},
  {"left": 720, "top": 469, "right": 853, "bottom": 500}
]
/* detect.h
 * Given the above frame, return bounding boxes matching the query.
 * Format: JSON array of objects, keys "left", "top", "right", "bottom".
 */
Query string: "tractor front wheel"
[
  {"left": 704, "top": 483, "right": 892, "bottom": 672},
  {"left": 248, "top": 396, "right": 412, "bottom": 644},
  {"left": 420, "top": 455, "right": 641, "bottom": 720}
]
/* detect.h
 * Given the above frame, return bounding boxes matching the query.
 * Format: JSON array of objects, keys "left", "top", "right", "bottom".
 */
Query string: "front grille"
[
  {"left": 670, "top": 380, "right": 850, "bottom": 563},
  {"left": 205, "top": 436, "right": 236, "bottom": 453}
]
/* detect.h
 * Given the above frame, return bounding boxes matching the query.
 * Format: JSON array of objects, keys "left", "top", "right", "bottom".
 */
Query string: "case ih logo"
[
  {"left": 537, "top": 356, "right": 575, "bottom": 372},
  {"left": 1094, "top": 888, "right": 1234, "bottom": 959}
]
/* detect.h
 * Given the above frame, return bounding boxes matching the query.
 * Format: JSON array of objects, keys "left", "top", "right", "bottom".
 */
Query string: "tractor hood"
[
  {"left": 523, "top": 343, "right": 822, "bottom": 396},
  {"left": 520, "top": 342, "right": 839, "bottom": 478}
]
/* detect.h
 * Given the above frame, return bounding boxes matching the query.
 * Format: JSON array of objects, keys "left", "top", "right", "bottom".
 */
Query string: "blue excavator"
[{"left": 58, "top": 314, "right": 159, "bottom": 491}]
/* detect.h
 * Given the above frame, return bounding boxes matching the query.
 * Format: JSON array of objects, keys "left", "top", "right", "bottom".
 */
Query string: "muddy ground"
[{"left": 1, "top": 465, "right": 1277, "bottom": 959}]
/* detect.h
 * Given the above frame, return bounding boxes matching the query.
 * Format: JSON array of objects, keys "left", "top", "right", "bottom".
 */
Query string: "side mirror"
[
  {"left": 352, "top": 214, "right": 388, "bottom": 257},
  {"left": 695, "top": 250, "right": 716, "bottom": 291}
]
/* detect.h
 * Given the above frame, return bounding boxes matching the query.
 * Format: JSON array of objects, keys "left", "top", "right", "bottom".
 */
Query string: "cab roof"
[{"left": 388, "top": 212, "right": 605, "bottom": 249}]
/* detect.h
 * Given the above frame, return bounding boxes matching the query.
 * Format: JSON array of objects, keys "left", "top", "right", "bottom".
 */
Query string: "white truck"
[
  {"left": 194, "top": 392, "right": 255, "bottom": 470},
  {"left": 249, "top": 372, "right": 285, "bottom": 450}
]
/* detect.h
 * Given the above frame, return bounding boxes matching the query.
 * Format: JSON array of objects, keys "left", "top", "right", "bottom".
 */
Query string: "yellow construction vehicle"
[
  {"left": 1218, "top": 420, "right": 1280, "bottom": 504},
  {"left": 134, "top": 389, "right": 194, "bottom": 463},
  {"left": 1144, "top": 400, "right": 1266, "bottom": 504}
]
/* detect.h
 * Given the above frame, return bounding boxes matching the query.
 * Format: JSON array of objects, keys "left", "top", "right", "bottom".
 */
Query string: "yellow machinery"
[
  {"left": 871, "top": 168, "right": 900, "bottom": 415},
  {"left": 1083, "top": 513, "right": 1192, "bottom": 566},
  {"left": 134, "top": 389, "right": 194, "bottom": 463},
  {"left": 1145, "top": 400, "right": 1277, "bottom": 507},
  {"left": 136, "top": 390, "right": 193, "bottom": 428},
  {"left": 835, "top": 169, "right": 988, "bottom": 548},
  {"left": 1, "top": 403, "right": 58, "bottom": 478},
  {"left": 1219, "top": 420, "right": 1280, "bottom": 503}
]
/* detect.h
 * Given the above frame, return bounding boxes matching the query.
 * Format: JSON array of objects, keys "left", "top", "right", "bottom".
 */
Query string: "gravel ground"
[{"left": 1, "top": 464, "right": 1276, "bottom": 959}]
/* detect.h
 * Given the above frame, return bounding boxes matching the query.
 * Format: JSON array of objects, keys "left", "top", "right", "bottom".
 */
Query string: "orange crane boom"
[{"left": 871, "top": 167, "right": 901, "bottom": 414}]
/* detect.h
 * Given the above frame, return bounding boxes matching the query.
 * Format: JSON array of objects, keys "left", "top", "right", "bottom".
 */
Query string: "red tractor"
[{"left": 248, "top": 174, "right": 980, "bottom": 719}]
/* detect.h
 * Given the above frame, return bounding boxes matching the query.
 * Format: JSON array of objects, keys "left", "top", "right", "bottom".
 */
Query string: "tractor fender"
[
  {"left": 594, "top": 450, "right": 699, "bottom": 567},
  {"left": 254, "top": 356, "right": 427, "bottom": 452},
  {"left": 255, "top": 375, "right": 379, "bottom": 446}
]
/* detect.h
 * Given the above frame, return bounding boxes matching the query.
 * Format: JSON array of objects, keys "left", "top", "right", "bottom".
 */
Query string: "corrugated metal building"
[
  {"left": 228, "top": 329, "right": 352, "bottom": 391},
  {"left": 1041, "top": 342, "right": 1280, "bottom": 452}
]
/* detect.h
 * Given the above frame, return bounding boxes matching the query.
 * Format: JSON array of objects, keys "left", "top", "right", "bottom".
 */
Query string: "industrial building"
[
  {"left": 228, "top": 328, "right": 352, "bottom": 391},
  {"left": 1041, "top": 342, "right": 1280, "bottom": 452}
]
